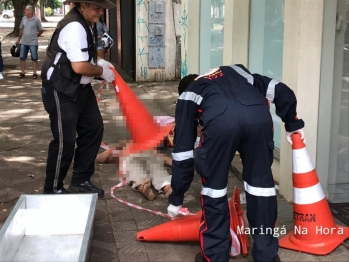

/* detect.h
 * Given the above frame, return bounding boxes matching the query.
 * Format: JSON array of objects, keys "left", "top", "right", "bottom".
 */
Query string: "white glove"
[
  {"left": 97, "top": 59, "right": 114, "bottom": 69},
  {"left": 98, "top": 59, "right": 115, "bottom": 83},
  {"left": 167, "top": 204, "right": 182, "bottom": 218},
  {"left": 99, "top": 65, "right": 114, "bottom": 83},
  {"left": 286, "top": 129, "right": 305, "bottom": 145}
]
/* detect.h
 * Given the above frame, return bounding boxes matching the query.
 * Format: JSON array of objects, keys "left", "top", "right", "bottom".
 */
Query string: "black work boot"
[
  {"left": 274, "top": 254, "right": 281, "bottom": 262},
  {"left": 43, "top": 188, "right": 71, "bottom": 194},
  {"left": 195, "top": 252, "right": 206, "bottom": 262},
  {"left": 69, "top": 181, "right": 104, "bottom": 196}
]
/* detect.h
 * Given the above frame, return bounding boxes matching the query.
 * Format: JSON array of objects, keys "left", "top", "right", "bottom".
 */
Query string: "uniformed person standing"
[
  {"left": 41, "top": 0, "right": 116, "bottom": 195},
  {"left": 167, "top": 65, "right": 305, "bottom": 262}
]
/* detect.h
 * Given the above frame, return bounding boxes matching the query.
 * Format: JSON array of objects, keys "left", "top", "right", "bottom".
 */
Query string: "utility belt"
[{"left": 43, "top": 79, "right": 91, "bottom": 101}]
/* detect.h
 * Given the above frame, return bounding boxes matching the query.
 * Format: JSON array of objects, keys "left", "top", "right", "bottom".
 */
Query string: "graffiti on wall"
[
  {"left": 181, "top": 4, "right": 188, "bottom": 77},
  {"left": 181, "top": 51, "right": 188, "bottom": 77},
  {"left": 137, "top": 1, "right": 150, "bottom": 80},
  {"left": 137, "top": 0, "right": 147, "bottom": 12}
]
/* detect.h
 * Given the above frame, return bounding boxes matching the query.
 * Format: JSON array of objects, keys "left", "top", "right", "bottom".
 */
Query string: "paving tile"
[
  {"left": 146, "top": 249, "right": 182, "bottom": 261},
  {"left": 171, "top": 242, "right": 201, "bottom": 262},
  {"left": 0, "top": 168, "right": 12, "bottom": 186},
  {"left": 118, "top": 252, "right": 148, "bottom": 262},
  {"left": 6, "top": 186, "right": 33, "bottom": 201},
  {"left": 111, "top": 219, "right": 138, "bottom": 231},
  {"left": 89, "top": 243, "right": 119, "bottom": 262},
  {"left": 114, "top": 230, "right": 146, "bottom": 253},
  {"left": 94, "top": 206, "right": 111, "bottom": 225},
  {"left": 0, "top": 187, "right": 9, "bottom": 203},
  {"left": 93, "top": 222, "right": 117, "bottom": 243},
  {"left": 109, "top": 207, "right": 134, "bottom": 221}
]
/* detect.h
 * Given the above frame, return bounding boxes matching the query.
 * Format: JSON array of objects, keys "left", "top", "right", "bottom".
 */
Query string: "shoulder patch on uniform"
[{"left": 196, "top": 67, "right": 224, "bottom": 81}]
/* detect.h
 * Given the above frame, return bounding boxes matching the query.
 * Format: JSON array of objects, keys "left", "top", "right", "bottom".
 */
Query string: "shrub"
[{"left": 45, "top": 7, "right": 53, "bottom": 16}]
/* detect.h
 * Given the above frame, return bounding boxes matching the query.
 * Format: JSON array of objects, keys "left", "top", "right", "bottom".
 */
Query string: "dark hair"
[{"left": 178, "top": 74, "right": 199, "bottom": 95}]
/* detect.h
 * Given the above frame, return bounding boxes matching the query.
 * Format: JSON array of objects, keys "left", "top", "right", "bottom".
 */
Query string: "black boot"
[{"left": 69, "top": 181, "right": 104, "bottom": 196}]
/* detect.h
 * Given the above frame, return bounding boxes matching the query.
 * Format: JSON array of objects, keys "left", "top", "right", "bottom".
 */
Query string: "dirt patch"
[
  {"left": 3, "top": 65, "right": 17, "bottom": 72},
  {"left": 1, "top": 28, "right": 55, "bottom": 48}
]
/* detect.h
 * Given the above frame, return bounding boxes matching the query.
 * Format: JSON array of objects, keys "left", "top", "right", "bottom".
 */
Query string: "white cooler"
[{"left": 0, "top": 194, "right": 98, "bottom": 262}]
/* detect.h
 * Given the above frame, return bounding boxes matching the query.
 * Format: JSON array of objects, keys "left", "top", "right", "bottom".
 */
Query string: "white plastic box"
[{"left": 0, "top": 194, "right": 97, "bottom": 262}]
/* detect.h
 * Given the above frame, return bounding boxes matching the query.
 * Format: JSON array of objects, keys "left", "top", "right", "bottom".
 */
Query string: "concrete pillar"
[
  {"left": 135, "top": 0, "right": 179, "bottom": 81},
  {"left": 223, "top": 0, "right": 250, "bottom": 67},
  {"left": 280, "top": 0, "right": 325, "bottom": 200},
  {"left": 317, "top": 0, "right": 337, "bottom": 198},
  {"left": 199, "top": 0, "right": 211, "bottom": 73},
  {"left": 181, "top": 0, "right": 200, "bottom": 77}
]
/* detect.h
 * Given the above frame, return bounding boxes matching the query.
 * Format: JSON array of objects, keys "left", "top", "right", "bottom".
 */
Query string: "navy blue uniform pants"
[
  {"left": 42, "top": 83, "right": 104, "bottom": 192},
  {"left": 195, "top": 90, "right": 278, "bottom": 262}
]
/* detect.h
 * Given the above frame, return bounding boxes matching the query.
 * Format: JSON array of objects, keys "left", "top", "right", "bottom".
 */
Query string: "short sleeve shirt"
[
  {"left": 47, "top": 22, "right": 94, "bottom": 84},
  {"left": 19, "top": 16, "right": 43, "bottom": 46}
]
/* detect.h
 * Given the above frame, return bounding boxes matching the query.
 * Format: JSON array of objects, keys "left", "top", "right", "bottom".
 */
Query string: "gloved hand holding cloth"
[
  {"left": 98, "top": 59, "right": 115, "bottom": 83},
  {"left": 167, "top": 204, "right": 182, "bottom": 218},
  {"left": 286, "top": 128, "right": 305, "bottom": 145}
]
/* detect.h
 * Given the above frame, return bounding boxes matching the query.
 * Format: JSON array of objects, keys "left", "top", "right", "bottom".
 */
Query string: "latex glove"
[
  {"left": 167, "top": 204, "right": 182, "bottom": 218},
  {"left": 100, "top": 64, "right": 114, "bottom": 83},
  {"left": 286, "top": 129, "right": 305, "bottom": 145},
  {"left": 97, "top": 59, "right": 114, "bottom": 69}
]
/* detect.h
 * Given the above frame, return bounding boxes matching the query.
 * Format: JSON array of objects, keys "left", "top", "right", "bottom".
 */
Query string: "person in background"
[
  {"left": 16, "top": 5, "right": 43, "bottom": 79},
  {"left": 0, "top": 36, "right": 3, "bottom": 79},
  {"left": 40, "top": 0, "right": 116, "bottom": 195},
  {"left": 96, "top": 17, "right": 109, "bottom": 59},
  {"left": 167, "top": 65, "right": 305, "bottom": 262}
]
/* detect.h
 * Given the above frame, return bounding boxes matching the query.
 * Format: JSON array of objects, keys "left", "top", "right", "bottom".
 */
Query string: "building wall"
[
  {"left": 222, "top": 0, "right": 249, "bottom": 68},
  {"left": 135, "top": 0, "right": 181, "bottom": 81},
  {"left": 279, "top": 0, "right": 326, "bottom": 200},
  {"left": 181, "top": 0, "right": 200, "bottom": 76},
  {"left": 182, "top": 0, "right": 348, "bottom": 202}
]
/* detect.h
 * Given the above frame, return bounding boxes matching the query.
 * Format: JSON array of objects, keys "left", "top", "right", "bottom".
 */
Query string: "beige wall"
[
  {"left": 280, "top": 0, "right": 325, "bottom": 200},
  {"left": 181, "top": 0, "right": 200, "bottom": 76},
  {"left": 223, "top": 0, "right": 250, "bottom": 67},
  {"left": 135, "top": 0, "right": 181, "bottom": 81}
]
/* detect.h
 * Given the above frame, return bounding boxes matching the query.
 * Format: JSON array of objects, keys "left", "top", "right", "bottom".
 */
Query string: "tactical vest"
[{"left": 41, "top": 7, "right": 97, "bottom": 100}]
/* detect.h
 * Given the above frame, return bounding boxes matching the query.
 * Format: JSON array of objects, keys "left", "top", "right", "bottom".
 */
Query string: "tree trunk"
[{"left": 40, "top": 2, "right": 48, "bottom": 22}]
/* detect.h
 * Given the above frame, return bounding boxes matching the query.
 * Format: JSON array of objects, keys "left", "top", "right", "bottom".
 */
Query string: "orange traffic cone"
[
  {"left": 137, "top": 188, "right": 249, "bottom": 257},
  {"left": 136, "top": 211, "right": 202, "bottom": 242},
  {"left": 279, "top": 133, "right": 349, "bottom": 255},
  {"left": 229, "top": 187, "right": 248, "bottom": 257},
  {"left": 111, "top": 68, "right": 174, "bottom": 156}
]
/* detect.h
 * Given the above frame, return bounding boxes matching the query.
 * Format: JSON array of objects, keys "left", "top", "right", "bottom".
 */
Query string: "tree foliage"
[
  {"left": 212, "top": 0, "right": 224, "bottom": 19},
  {"left": 1, "top": 0, "right": 14, "bottom": 10}
]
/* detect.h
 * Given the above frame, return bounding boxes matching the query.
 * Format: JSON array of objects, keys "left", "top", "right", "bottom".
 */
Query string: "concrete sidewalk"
[{"left": 0, "top": 28, "right": 348, "bottom": 262}]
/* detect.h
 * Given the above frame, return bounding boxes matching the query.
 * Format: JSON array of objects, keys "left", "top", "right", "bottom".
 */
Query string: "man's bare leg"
[
  {"left": 33, "top": 61, "right": 37, "bottom": 75},
  {"left": 20, "top": 60, "right": 26, "bottom": 74},
  {"left": 162, "top": 184, "right": 172, "bottom": 198},
  {"left": 96, "top": 149, "right": 113, "bottom": 163}
]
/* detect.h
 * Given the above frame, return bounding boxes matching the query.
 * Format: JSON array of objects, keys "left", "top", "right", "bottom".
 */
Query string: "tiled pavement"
[{"left": 0, "top": 28, "right": 348, "bottom": 262}]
